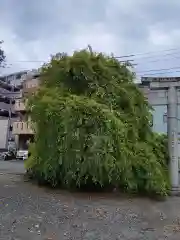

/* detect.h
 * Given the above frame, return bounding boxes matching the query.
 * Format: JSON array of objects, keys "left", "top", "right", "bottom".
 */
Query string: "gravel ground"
[{"left": 0, "top": 162, "right": 180, "bottom": 239}]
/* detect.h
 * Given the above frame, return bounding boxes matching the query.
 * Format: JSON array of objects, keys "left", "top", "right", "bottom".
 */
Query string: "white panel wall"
[
  {"left": 0, "top": 119, "right": 9, "bottom": 149},
  {"left": 152, "top": 105, "right": 167, "bottom": 133},
  {"left": 152, "top": 104, "right": 180, "bottom": 167}
]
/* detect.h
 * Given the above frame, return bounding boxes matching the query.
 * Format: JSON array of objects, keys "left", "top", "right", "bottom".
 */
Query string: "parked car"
[
  {"left": 3, "top": 150, "right": 16, "bottom": 161},
  {"left": 16, "top": 149, "right": 29, "bottom": 160},
  {"left": 0, "top": 152, "right": 8, "bottom": 161}
]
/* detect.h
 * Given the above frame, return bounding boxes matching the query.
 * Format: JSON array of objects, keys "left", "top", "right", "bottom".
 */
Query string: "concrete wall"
[{"left": 152, "top": 104, "right": 180, "bottom": 134}]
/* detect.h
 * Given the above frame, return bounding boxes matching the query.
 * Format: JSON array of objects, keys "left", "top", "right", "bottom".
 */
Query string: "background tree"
[
  {"left": 26, "top": 48, "right": 169, "bottom": 196},
  {"left": 0, "top": 41, "right": 5, "bottom": 68}
]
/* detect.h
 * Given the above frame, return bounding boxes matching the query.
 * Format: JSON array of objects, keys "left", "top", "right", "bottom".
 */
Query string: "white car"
[{"left": 16, "top": 150, "right": 29, "bottom": 160}]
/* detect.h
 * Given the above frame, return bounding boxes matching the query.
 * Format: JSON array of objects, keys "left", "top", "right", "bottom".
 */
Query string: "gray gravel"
[{"left": 0, "top": 161, "right": 180, "bottom": 239}]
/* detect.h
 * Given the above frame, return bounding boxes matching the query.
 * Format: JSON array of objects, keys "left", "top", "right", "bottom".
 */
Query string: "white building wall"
[
  {"left": 152, "top": 105, "right": 167, "bottom": 133},
  {"left": 0, "top": 119, "right": 9, "bottom": 149}
]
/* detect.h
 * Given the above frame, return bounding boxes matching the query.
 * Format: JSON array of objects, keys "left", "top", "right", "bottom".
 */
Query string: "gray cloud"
[{"left": 0, "top": 0, "right": 180, "bottom": 77}]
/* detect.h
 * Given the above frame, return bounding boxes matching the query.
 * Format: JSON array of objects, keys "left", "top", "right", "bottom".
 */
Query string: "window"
[{"left": 16, "top": 73, "right": 22, "bottom": 79}]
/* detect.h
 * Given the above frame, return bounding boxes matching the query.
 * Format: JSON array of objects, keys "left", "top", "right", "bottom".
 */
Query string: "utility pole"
[
  {"left": 149, "top": 78, "right": 180, "bottom": 194},
  {"left": 167, "top": 86, "right": 179, "bottom": 193}
]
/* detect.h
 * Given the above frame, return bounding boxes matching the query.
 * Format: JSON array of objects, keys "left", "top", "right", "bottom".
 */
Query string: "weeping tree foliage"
[{"left": 26, "top": 49, "right": 169, "bottom": 195}]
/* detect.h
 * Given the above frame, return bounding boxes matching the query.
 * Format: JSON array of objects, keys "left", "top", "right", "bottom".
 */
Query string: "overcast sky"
[{"left": 1, "top": 0, "right": 180, "bottom": 78}]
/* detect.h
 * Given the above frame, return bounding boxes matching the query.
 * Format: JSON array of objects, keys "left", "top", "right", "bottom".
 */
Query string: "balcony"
[
  {"left": 12, "top": 121, "right": 34, "bottom": 135},
  {"left": 23, "top": 77, "right": 39, "bottom": 96},
  {"left": 14, "top": 99, "right": 26, "bottom": 112}
]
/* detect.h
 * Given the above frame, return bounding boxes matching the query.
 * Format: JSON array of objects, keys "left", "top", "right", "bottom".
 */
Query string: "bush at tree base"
[{"left": 25, "top": 49, "right": 170, "bottom": 196}]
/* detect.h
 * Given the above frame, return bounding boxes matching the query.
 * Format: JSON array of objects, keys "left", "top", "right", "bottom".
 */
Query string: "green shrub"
[{"left": 25, "top": 49, "right": 170, "bottom": 196}]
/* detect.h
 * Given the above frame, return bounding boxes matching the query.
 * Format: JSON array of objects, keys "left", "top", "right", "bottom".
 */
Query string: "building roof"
[{"left": 0, "top": 70, "right": 28, "bottom": 78}]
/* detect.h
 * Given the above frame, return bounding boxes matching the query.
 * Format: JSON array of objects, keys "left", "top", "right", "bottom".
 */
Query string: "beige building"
[{"left": 12, "top": 72, "right": 39, "bottom": 150}]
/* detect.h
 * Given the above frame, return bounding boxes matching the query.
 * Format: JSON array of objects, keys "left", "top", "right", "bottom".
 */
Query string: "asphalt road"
[
  {"left": 0, "top": 160, "right": 25, "bottom": 174},
  {"left": 0, "top": 161, "right": 180, "bottom": 239}
]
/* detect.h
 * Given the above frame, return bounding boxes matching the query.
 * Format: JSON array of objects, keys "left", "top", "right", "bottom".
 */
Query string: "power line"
[
  {"left": 4, "top": 46, "right": 180, "bottom": 64},
  {"left": 119, "top": 54, "right": 180, "bottom": 67},
  {"left": 5, "top": 62, "right": 180, "bottom": 76},
  {"left": 135, "top": 51, "right": 180, "bottom": 60},
  {"left": 117, "top": 51, "right": 180, "bottom": 62},
  {"left": 135, "top": 55, "right": 180, "bottom": 64},
  {"left": 3, "top": 46, "right": 180, "bottom": 78},
  {"left": 115, "top": 54, "right": 135, "bottom": 59},
  {"left": 128, "top": 47, "right": 180, "bottom": 56},
  {"left": 136, "top": 66, "right": 180, "bottom": 74},
  {"left": 139, "top": 70, "right": 180, "bottom": 76},
  {"left": 115, "top": 47, "right": 180, "bottom": 59},
  {"left": 9, "top": 52, "right": 180, "bottom": 63},
  {"left": 3, "top": 65, "right": 180, "bottom": 79}
]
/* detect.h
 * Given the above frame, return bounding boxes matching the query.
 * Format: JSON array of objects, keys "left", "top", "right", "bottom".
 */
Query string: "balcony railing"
[
  {"left": 23, "top": 78, "right": 39, "bottom": 95},
  {"left": 14, "top": 99, "right": 26, "bottom": 112},
  {"left": 12, "top": 121, "right": 34, "bottom": 135}
]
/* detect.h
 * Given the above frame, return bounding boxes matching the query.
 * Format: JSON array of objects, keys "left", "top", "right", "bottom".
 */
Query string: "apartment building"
[
  {"left": 12, "top": 70, "right": 39, "bottom": 150},
  {"left": 0, "top": 75, "right": 22, "bottom": 150},
  {"left": 1, "top": 70, "right": 28, "bottom": 87}
]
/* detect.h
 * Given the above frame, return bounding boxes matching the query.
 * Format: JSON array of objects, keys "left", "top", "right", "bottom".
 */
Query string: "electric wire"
[{"left": 3, "top": 46, "right": 180, "bottom": 77}]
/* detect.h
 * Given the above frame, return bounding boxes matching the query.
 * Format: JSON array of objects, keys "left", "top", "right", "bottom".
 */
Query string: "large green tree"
[{"left": 26, "top": 49, "right": 169, "bottom": 196}]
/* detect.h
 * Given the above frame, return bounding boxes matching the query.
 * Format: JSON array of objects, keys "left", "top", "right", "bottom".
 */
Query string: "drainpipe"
[{"left": 6, "top": 84, "right": 14, "bottom": 149}]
